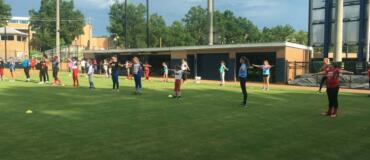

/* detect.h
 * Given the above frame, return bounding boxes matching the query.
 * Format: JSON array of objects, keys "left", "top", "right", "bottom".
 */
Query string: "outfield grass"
[{"left": 0, "top": 72, "right": 369, "bottom": 160}]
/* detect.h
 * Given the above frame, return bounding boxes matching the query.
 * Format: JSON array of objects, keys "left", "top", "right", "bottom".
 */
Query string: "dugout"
[{"left": 84, "top": 42, "right": 312, "bottom": 83}]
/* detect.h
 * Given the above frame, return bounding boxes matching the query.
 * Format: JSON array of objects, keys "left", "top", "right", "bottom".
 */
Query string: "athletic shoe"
[{"left": 330, "top": 114, "right": 337, "bottom": 118}]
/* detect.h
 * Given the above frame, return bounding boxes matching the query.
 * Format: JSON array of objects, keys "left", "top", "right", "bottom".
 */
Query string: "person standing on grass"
[
  {"left": 317, "top": 63, "right": 353, "bottom": 118},
  {"left": 170, "top": 65, "right": 184, "bottom": 99},
  {"left": 52, "top": 56, "right": 61, "bottom": 85},
  {"left": 39, "top": 56, "right": 47, "bottom": 84},
  {"left": 239, "top": 56, "right": 251, "bottom": 107},
  {"left": 110, "top": 56, "right": 122, "bottom": 92},
  {"left": 123, "top": 60, "right": 131, "bottom": 80},
  {"left": 22, "top": 56, "right": 31, "bottom": 82},
  {"left": 8, "top": 57, "right": 16, "bottom": 82},
  {"left": 219, "top": 60, "right": 229, "bottom": 86},
  {"left": 30, "top": 57, "right": 36, "bottom": 70},
  {"left": 43, "top": 55, "right": 50, "bottom": 83},
  {"left": 80, "top": 59, "right": 86, "bottom": 74},
  {"left": 319, "top": 58, "right": 330, "bottom": 93},
  {"left": 143, "top": 62, "right": 152, "bottom": 80},
  {"left": 253, "top": 60, "right": 273, "bottom": 91},
  {"left": 71, "top": 57, "right": 79, "bottom": 87},
  {"left": 181, "top": 59, "right": 190, "bottom": 83},
  {"left": 87, "top": 59, "right": 95, "bottom": 90},
  {"left": 103, "top": 59, "right": 109, "bottom": 78},
  {"left": 162, "top": 62, "right": 169, "bottom": 82},
  {"left": 0, "top": 58, "right": 5, "bottom": 81},
  {"left": 132, "top": 57, "right": 143, "bottom": 94}
]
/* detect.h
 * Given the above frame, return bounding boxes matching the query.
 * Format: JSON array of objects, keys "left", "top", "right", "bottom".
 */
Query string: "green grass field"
[{"left": 1, "top": 72, "right": 370, "bottom": 160}]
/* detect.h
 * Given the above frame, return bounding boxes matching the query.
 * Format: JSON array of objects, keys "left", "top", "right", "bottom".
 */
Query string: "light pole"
[
  {"left": 208, "top": 0, "right": 214, "bottom": 45},
  {"left": 56, "top": 0, "right": 61, "bottom": 59},
  {"left": 125, "top": 0, "right": 128, "bottom": 49},
  {"left": 4, "top": 20, "right": 8, "bottom": 61},
  {"left": 146, "top": 0, "right": 150, "bottom": 48}
]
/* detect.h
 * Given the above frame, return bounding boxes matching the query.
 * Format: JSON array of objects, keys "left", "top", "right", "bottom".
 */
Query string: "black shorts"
[{"left": 262, "top": 74, "right": 270, "bottom": 78}]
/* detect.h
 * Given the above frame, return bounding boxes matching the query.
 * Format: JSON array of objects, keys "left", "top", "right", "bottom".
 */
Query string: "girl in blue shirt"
[
  {"left": 239, "top": 56, "right": 251, "bottom": 107},
  {"left": 253, "top": 60, "right": 273, "bottom": 91}
]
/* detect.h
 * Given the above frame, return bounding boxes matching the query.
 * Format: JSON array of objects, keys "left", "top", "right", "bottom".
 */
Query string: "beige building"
[
  {"left": 0, "top": 17, "right": 31, "bottom": 60},
  {"left": 1, "top": 17, "right": 109, "bottom": 61},
  {"left": 71, "top": 24, "right": 109, "bottom": 51}
]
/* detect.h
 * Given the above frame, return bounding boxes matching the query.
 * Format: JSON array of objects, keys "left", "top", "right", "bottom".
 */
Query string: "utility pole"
[
  {"left": 367, "top": 0, "right": 370, "bottom": 62},
  {"left": 4, "top": 20, "right": 8, "bottom": 61},
  {"left": 56, "top": 0, "right": 61, "bottom": 59},
  {"left": 334, "top": 0, "right": 343, "bottom": 62},
  {"left": 125, "top": 0, "right": 128, "bottom": 49},
  {"left": 208, "top": 0, "right": 214, "bottom": 45},
  {"left": 146, "top": 0, "right": 150, "bottom": 48}
]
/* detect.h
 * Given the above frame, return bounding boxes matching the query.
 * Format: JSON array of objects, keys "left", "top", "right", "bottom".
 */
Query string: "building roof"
[
  {"left": 84, "top": 42, "right": 313, "bottom": 54},
  {"left": 0, "top": 27, "right": 28, "bottom": 36}
]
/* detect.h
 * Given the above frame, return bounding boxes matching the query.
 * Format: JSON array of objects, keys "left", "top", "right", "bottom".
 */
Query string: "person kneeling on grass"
[
  {"left": 317, "top": 63, "right": 353, "bottom": 118},
  {"left": 170, "top": 65, "right": 185, "bottom": 99},
  {"left": 87, "top": 59, "right": 95, "bottom": 90}
]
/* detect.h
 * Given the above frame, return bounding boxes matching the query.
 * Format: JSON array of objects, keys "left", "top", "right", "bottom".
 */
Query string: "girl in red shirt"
[
  {"left": 30, "top": 57, "right": 37, "bottom": 70},
  {"left": 319, "top": 58, "right": 330, "bottom": 92},
  {"left": 318, "top": 63, "right": 353, "bottom": 118},
  {"left": 143, "top": 62, "right": 152, "bottom": 80}
]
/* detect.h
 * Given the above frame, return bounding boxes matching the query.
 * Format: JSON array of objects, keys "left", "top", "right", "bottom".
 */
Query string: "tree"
[
  {"left": 182, "top": 6, "right": 208, "bottom": 45},
  {"left": 30, "top": 0, "right": 85, "bottom": 51},
  {"left": 149, "top": 13, "right": 167, "bottom": 47},
  {"left": 214, "top": 10, "right": 260, "bottom": 44},
  {"left": 108, "top": 1, "right": 147, "bottom": 48},
  {"left": 260, "top": 25, "right": 295, "bottom": 42},
  {"left": 0, "top": 0, "right": 11, "bottom": 27},
  {"left": 165, "top": 21, "right": 195, "bottom": 47},
  {"left": 287, "top": 30, "right": 308, "bottom": 45}
]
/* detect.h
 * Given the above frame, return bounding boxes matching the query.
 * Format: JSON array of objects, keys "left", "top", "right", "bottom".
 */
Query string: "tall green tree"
[
  {"left": 30, "top": 0, "right": 85, "bottom": 51},
  {"left": 287, "top": 30, "right": 308, "bottom": 45},
  {"left": 149, "top": 13, "right": 167, "bottom": 47},
  {"left": 0, "top": 0, "right": 11, "bottom": 27},
  {"left": 108, "top": 1, "right": 147, "bottom": 48},
  {"left": 182, "top": 6, "right": 208, "bottom": 45},
  {"left": 260, "top": 25, "right": 295, "bottom": 42},
  {"left": 165, "top": 21, "right": 195, "bottom": 47},
  {"left": 214, "top": 10, "right": 260, "bottom": 44}
]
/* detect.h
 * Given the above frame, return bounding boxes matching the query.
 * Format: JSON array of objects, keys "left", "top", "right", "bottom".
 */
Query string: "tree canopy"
[
  {"left": 0, "top": 0, "right": 11, "bottom": 27},
  {"left": 30, "top": 0, "right": 85, "bottom": 51},
  {"left": 108, "top": 3, "right": 308, "bottom": 48}
]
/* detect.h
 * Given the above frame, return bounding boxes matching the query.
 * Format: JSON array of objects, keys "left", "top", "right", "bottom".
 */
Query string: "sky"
[{"left": 5, "top": 0, "right": 309, "bottom": 36}]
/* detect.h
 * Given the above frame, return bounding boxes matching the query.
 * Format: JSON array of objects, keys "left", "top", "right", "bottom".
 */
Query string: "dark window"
[
  {"left": 17, "top": 36, "right": 22, "bottom": 41},
  {"left": 7, "top": 36, "right": 14, "bottom": 41},
  {"left": 22, "top": 37, "right": 27, "bottom": 41}
]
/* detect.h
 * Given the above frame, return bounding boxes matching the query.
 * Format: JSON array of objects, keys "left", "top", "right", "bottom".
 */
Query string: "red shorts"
[
  {"left": 174, "top": 79, "right": 182, "bottom": 92},
  {"left": 72, "top": 69, "right": 78, "bottom": 79},
  {"left": 0, "top": 68, "right": 3, "bottom": 75}
]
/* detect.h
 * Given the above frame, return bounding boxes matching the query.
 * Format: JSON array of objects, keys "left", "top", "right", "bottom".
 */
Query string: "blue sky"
[{"left": 5, "top": 0, "right": 308, "bottom": 36}]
